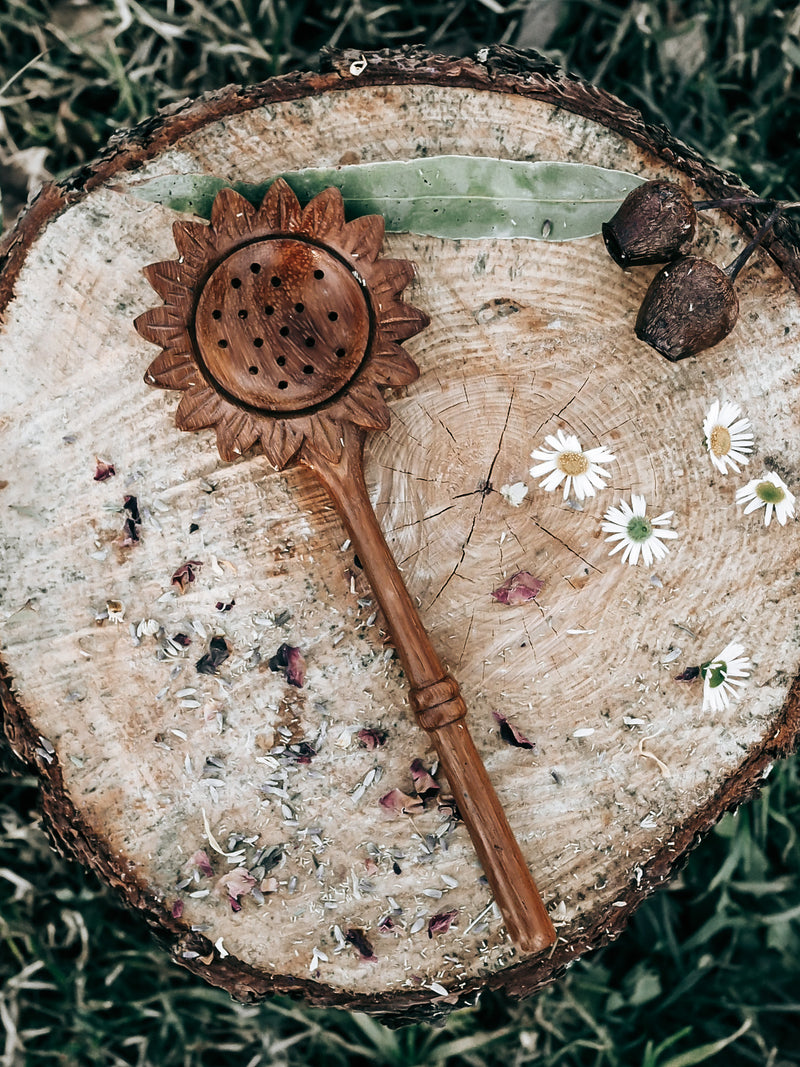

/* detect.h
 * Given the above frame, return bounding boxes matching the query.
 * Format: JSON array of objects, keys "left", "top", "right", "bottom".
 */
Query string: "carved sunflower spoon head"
[{"left": 135, "top": 179, "right": 429, "bottom": 467}]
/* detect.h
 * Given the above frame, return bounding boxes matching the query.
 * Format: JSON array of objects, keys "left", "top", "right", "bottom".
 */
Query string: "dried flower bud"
[
  {"left": 635, "top": 257, "right": 739, "bottom": 361},
  {"left": 603, "top": 180, "right": 696, "bottom": 267}
]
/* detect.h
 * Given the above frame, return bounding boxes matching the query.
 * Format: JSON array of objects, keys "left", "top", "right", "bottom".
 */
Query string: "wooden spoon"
[{"left": 134, "top": 179, "right": 556, "bottom": 954}]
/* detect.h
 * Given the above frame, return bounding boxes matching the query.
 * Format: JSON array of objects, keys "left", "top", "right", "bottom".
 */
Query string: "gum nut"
[
  {"left": 602, "top": 180, "right": 697, "bottom": 267},
  {"left": 635, "top": 257, "right": 739, "bottom": 361}
]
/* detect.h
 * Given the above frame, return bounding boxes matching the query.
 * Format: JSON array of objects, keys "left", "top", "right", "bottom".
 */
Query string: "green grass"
[
  {"left": 1, "top": 1, "right": 799, "bottom": 206},
  {"left": 2, "top": 1, "right": 800, "bottom": 1063}
]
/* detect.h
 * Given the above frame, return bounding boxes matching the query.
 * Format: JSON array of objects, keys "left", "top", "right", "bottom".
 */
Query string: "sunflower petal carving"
[
  {"left": 259, "top": 178, "right": 302, "bottom": 232},
  {"left": 298, "top": 186, "right": 346, "bottom": 240},
  {"left": 135, "top": 180, "right": 429, "bottom": 469}
]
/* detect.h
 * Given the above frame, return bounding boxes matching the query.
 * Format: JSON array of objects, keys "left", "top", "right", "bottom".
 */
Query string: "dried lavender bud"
[
  {"left": 635, "top": 257, "right": 739, "bottom": 361},
  {"left": 603, "top": 180, "right": 696, "bottom": 267}
]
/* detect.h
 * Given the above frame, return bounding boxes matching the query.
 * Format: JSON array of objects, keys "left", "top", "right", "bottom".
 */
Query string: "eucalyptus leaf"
[{"left": 126, "top": 156, "right": 646, "bottom": 241}]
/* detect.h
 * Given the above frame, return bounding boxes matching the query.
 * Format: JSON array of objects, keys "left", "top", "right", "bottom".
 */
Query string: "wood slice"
[{"left": 2, "top": 46, "right": 800, "bottom": 1019}]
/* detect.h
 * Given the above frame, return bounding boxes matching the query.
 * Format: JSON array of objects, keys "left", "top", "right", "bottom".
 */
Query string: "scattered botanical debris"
[
  {"left": 356, "top": 727, "right": 387, "bottom": 750},
  {"left": 491, "top": 570, "right": 544, "bottom": 605},
  {"left": 217, "top": 868, "right": 256, "bottom": 912},
  {"left": 196, "top": 636, "right": 230, "bottom": 675},
  {"left": 492, "top": 710, "right": 536, "bottom": 750},
  {"left": 121, "top": 495, "right": 141, "bottom": 545},
  {"left": 498, "top": 481, "right": 528, "bottom": 507},
  {"left": 93, "top": 458, "right": 116, "bottom": 481},
  {"left": 269, "top": 643, "right": 306, "bottom": 688},
  {"left": 123, "top": 495, "right": 140, "bottom": 523},
  {"left": 192, "top": 850, "right": 214, "bottom": 877},
  {"left": 172, "top": 559, "right": 203, "bottom": 593},
  {"left": 343, "top": 928, "right": 377, "bottom": 961},
  {"left": 427, "top": 909, "right": 458, "bottom": 938},
  {"left": 379, "top": 788, "right": 424, "bottom": 816},
  {"left": 410, "top": 758, "right": 439, "bottom": 798}
]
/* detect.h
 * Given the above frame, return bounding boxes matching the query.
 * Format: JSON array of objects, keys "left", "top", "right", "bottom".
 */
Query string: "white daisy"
[
  {"left": 736, "top": 472, "right": 795, "bottom": 526},
  {"left": 702, "top": 399, "right": 754, "bottom": 474},
  {"left": 700, "top": 641, "right": 752, "bottom": 712},
  {"left": 601, "top": 494, "right": 678, "bottom": 566},
  {"left": 529, "top": 429, "right": 615, "bottom": 501}
]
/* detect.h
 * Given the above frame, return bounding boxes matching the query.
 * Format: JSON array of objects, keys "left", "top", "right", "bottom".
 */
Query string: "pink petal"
[
  {"left": 356, "top": 727, "right": 387, "bottom": 750},
  {"left": 379, "top": 788, "right": 424, "bottom": 816},
  {"left": 94, "top": 458, "right": 116, "bottom": 481},
  {"left": 217, "top": 867, "right": 256, "bottom": 902},
  {"left": 344, "top": 928, "right": 377, "bottom": 961},
  {"left": 410, "top": 758, "right": 439, "bottom": 798},
  {"left": 269, "top": 643, "right": 306, "bottom": 688},
  {"left": 491, "top": 571, "right": 544, "bottom": 605},
  {"left": 172, "top": 559, "right": 203, "bottom": 593},
  {"left": 192, "top": 850, "right": 214, "bottom": 877},
  {"left": 492, "top": 711, "right": 537, "bottom": 751},
  {"left": 428, "top": 909, "right": 458, "bottom": 938}
]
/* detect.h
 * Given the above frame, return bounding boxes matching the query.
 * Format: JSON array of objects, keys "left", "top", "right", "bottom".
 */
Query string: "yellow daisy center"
[
  {"left": 709, "top": 425, "right": 732, "bottom": 458},
  {"left": 558, "top": 451, "right": 590, "bottom": 476}
]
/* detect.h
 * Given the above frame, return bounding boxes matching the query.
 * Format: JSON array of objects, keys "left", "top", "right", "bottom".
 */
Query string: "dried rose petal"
[
  {"left": 192, "top": 849, "right": 214, "bottom": 877},
  {"left": 121, "top": 517, "right": 139, "bottom": 546},
  {"left": 378, "top": 915, "right": 395, "bottom": 933},
  {"left": 674, "top": 665, "right": 701, "bottom": 682},
  {"left": 344, "top": 928, "right": 377, "bottom": 961},
  {"left": 196, "top": 636, "right": 230, "bottom": 675},
  {"left": 228, "top": 896, "right": 242, "bottom": 913},
  {"left": 172, "top": 559, "right": 203, "bottom": 593},
  {"left": 492, "top": 710, "right": 537, "bottom": 751},
  {"left": 215, "top": 599, "right": 235, "bottom": 612},
  {"left": 172, "top": 632, "right": 192, "bottom": 647},
  {"left": 291, "top": 741, "right": 316, "bottom": 764},
  {"left": 410, "top": 758, "right": 439, "bottom": 798},
  {"left": 94, "top": 458, "right": 116, "bottom": 481},
  {"left": 119, "top": 496, "right": 141, "bottom": 547},
  {"left": 356, "top": 727, "right": 387, "bottom": 750},
  {"left": 380, "top": 788, "right": 424, "bottom": 816},
  {"left": 428, "top": 909, "right": 458, "bottom": 938},
  {"left": 285, "top": 646, "right": 306, "bottom": 687},
  {"left": 123, "top": 495, "right": 141, "bottom": 524},
  {"left": 438, "top": 794, "right": 461, "bottom": 821},
  {"left": 217, "top": 867, "right": 256, "bottom": 904},
  {"left": 172, "top": 899, "right": 184, "bottom": 919},
  {"left": 491, "top": 570, "right": 544, "bottom": 605},
  {"left": 269, "top": 643, "right": 306, "bottom": 688}
]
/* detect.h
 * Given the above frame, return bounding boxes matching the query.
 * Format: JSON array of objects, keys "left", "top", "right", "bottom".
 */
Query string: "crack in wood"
[
  {"left": 427, "top": 390, "right": 516, "bottom": 608},
  {"left": 526, "top": 516, "right": 601, "bottom": 572}
]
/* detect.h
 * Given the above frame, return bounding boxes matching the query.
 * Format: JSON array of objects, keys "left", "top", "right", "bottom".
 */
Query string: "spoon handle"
[{"left": 303, "top": 424, "right": 556, "bottom": 954}]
